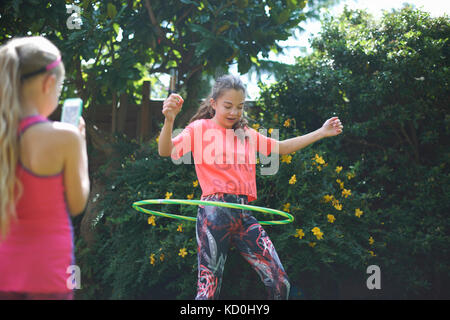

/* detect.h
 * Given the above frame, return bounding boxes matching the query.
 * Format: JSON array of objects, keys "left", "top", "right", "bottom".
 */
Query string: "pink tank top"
[{"left": 0, "top": 115, "right": 74, "bottom": 293}]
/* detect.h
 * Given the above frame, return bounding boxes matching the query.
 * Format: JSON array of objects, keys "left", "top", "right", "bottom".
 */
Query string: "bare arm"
[
  {"left": 158, "top": 94, "right": 184, "bottom": 157},
  {"left": 277, "top": 117, "right": 343, "bottom": 155},
  {"left": 63, "top": 118, "right": 90, "bottom": 216}
]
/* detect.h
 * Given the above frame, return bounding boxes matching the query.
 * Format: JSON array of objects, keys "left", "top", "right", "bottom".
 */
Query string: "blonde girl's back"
[{"left": 0, "top": 36, "right": 89, "bottom": 238}]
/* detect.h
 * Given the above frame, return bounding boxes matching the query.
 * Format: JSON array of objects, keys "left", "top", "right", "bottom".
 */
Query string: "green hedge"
[{"left": 73, "top": 7, "right": 449, "bottom": 299}]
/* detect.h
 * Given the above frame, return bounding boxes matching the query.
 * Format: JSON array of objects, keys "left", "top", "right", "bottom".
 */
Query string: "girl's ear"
[
  {"left": 210, "top": 98, "right": 216, "bottom": 110},
  {"left": 42, "top": 73, "right": 56, "bottom": 95}
]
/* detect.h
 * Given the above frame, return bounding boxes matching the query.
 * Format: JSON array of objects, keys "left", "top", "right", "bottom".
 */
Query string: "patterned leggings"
[{"left": 195, "top": 193, "right": 290, "bottom": 300}]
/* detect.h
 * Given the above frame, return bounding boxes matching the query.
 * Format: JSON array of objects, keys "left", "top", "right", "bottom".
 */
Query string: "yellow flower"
[
  {"left": 160, "top": 253, "right": 165, "bottom": 262},
  {"left": 368, "top": 250, "right": 376, "bottom": 257},
  {"left": 193, "top": 180, "right": 199, "bottom": 187},
  {"left": 289, "top": 174, "right": 297, "bottom": 185},
  {"left": 311, "top": 227, "right": 324, "bottom": 240},
  {"left": 369, "top": 236, "right": 374, "bottom": 245},
  {"left": 283, "top": 119, "right": 291, "bottom": 127},
  {"left": 156, "top": 136, "right": 159, "bottom": 143},
  {"left": 323, "top": 194, "right": 334, "bottom": 203},
  {"left": 335, "top": 166, "right": 343, "bottom": 174},
  {"left": 294, "top": 228, "right": 305, "bottom": 239},
  {"left": 327, "top": 214, "right": 336, "bottom": 223},
  {"left": 281, "top": 154, "right": 292, "bottom": 164},
  {"left": 342, "top": 188, "right": 352, "bottom": 198},
  {"left": 332, "top": 198, "right": 342, "bottom": 211},
  {"left": 336, "top": 179, "right": 344, "bottom": 189},
  {"left": 165, "top": 192, "right": 173, "bottom": 199},
  {"left": 317, "top": 165, "right": 322, "bottom": 171},
  {"left": 347, "top": 172, "right": 355, "bottom": 180},
  {"left": 314, "top": 154, "right": 325, "bottom": 165},
  {"left": 283, "top": 203, "right": 291, "bottom": 212},
  {"left": 178, "top": 248, "right": 188, "bottom": 258},
  {"left": 311, "top": 227, "right": 321, "bottom": 234},
  {"left": 252, "top": 123, "right": 260, "bottom": 130},
  {"left": 355, "top": 208, "right": 364, "bottom": 218},
  {"left": 308, "top": 242, "right": 316, "bottom": 248},
  {"left": 187, "top": 193, "right": 194, "bottom": 200},
  {"left": 148, "top": 215, "right": 156, "bottom": 226},
  {"left": 177, "top": 224, "right": 183, "bottom": 232},
  {"left": 268, "top": 128, "right": 273, "bottom": 134},
  {"left": 150, "top": 253, "right": 156, "bottom": 265}
]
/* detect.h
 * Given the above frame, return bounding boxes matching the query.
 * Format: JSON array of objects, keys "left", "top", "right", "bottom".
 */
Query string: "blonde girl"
[{"left": 0, "top": 36, "right": 89, "bottom": 300}]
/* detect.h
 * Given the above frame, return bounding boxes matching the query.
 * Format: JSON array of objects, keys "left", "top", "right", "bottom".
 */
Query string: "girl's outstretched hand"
[
  {"left": 321, "top": 117, "right": 343, "bottom": 137},
  {"left": 162, "top": 93, "right": 184, "bottom": 122}
]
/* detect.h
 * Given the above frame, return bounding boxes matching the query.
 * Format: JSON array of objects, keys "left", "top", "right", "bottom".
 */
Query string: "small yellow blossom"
[
  {"left": 148, "top": 215, "right": 156, "bottom": 226},
  {"left": 342, "top": 188, "right": 352, "bottom": 198},
  {"left": 165, "top": 192, "right": 173, "bottom": 199},
  {"left": 281, "top": 154, "right": 292, "bottom": 164},
  {"left": 368, "top": 250, "right": 376, "bottom": 257},
  {"left": 156, "top": 136, "right": 159, "bottom": 143},
  {"left": 283, "top": 203, "right": 291, "bottom": 213},
  {"left": 289, "top": 174, "right": 297, "bottom": 185},
  {"left": 311, "top": 227, "right": 324, "bottom": 240},
  {"left": 252, "top": 123, "right": 260, "bottom": 130},
  {"left": 369, "top": 236, "right": 374, "bottom": 245},
  {"left": 336, "top": 179, "right": 344, "bottom": 189},
  {"left": 283, "top": 119, "right": 291, "bottom": 127},
  {"left": 160, "top": 253, "right": 165, "bottom": 262},
  {"left": 294, "top": 228, "right": 305, "bottom": 239},
  {"left": 178, "top": 248, "right": 188, "bottom": 258},
  {"left": 309, "top": 242, "right": 316, "bottom": 248},
  {"left": 335, "top": 166, "right": 343, "bottom": 174},
  {"left": 327, "top": 214, "right": 336, "bottom": 223},
  {"left": 177, "top": 224, "right": 183, "bottom": 232},
  {"left": 187, "top": 193, "right": 194, "bottom": 200},
  {"left": 323, "top": 194, "right": 334, "bottom": 203},
  {"left": 268, "top": 128, "right": 273, "bottom": 135},
  {"left": 355, "top": 208, "right": 364, "bottom": 218},
  {"left": 347, "top": 172, "right": 356, "bottom": 180},
  {"left": 314, "top": 154, "right": 325, "bottom": 165},
  {"left": 334, "top": 203, "right": 343, "bottom": 211},
  {"left": 317, "top": 165, "right": 322, "bottom": 171},
  {"left": 193, "top": 180, "right": 199, "bottom": 188},
  {"left": 150, "top": 253, "right": 156, "bottom": 265}
]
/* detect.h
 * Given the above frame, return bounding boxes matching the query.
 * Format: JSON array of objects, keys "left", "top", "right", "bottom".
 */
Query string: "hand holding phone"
[{"left": 61, "top": 98, "right": 83, "bottom": 127}]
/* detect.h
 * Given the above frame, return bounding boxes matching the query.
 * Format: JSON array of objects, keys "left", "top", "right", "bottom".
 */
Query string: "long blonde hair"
[
  {"left": 189, "top": 74, "right": 249, "bottom": 131},
  {"left": 0, "top": 36, "right": 65, "bottom": 240}
]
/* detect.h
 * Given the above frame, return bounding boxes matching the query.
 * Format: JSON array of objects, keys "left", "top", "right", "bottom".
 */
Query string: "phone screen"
[{"left": 61, "top": 98, "right": 83, "bottom": 126}]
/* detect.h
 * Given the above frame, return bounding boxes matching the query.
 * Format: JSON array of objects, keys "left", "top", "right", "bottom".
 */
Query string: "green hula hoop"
[{"left": 132, "top": 199, "right": 294, "bottom": 226}]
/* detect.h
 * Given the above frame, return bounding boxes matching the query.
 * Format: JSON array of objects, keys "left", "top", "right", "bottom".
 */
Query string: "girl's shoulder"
[
  {"left": 22, "top": 120, "right": 83, "bottom": 152},
  {"left": 19, "top": 121, "right": 83, "bottom": 176}
]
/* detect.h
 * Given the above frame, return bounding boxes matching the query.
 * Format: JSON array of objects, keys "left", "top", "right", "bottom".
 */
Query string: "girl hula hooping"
[
  {"left": 158, "top": 74, "right": 343, "bottom": 300},
  {"left": 0, "top": 36, "right": 89, "bottom": 300}
]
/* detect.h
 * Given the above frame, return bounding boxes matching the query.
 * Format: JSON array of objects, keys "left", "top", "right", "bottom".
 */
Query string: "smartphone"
[
  {"left": 61, "top": 98, "right": 83, "bottom": 126},
  {"left": 168, "top": 68, "right": 178, "bottom": 96}
]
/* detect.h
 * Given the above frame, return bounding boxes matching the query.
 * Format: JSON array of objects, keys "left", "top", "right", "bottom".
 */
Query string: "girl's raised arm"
[
  {"left": 158, "top": 93, "right": 183, "bottom": 157},
  {"left": 277, "top": 117, "right": 343, "bottom": 155}
]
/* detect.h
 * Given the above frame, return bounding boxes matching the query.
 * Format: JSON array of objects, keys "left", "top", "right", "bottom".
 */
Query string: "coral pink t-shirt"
[{"left": 171, "top": 119, "right": 277, "bottom": 202}]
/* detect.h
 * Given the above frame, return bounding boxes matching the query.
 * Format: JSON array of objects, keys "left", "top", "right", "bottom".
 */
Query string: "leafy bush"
[{"left": 74, "top": 7, "right": 449, "bottom": 299}]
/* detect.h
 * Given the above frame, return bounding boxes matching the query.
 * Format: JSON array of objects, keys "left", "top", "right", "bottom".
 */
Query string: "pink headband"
[
  {"left": 21, "top": 56, "right": 62, "bottom": 81},
  {"left": 46, "top": 56, "right": 62, "bottom": 71}
]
